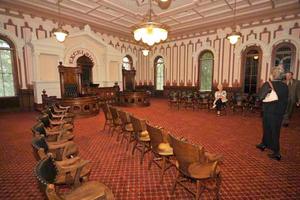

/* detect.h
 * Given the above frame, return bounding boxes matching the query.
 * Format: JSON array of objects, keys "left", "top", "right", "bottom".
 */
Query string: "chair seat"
[
  {"left": 188, "top": 162, "right": 220, "bottom": 179},
  {"left": 158, "top": 143, "right": 173, "bottom": 156},
  {"left": 63, "top": 181, "right": 114, "bottom": 200},
  {"left": 125, "top": 124, "right": 134, "bottom": 132}
]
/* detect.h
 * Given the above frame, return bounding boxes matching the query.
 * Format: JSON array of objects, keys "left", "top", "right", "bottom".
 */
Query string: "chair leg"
[
  {"left": 215, "top": 174, "right": 222, "bottom": 200},
  {"left": 160, "top": 157, "right": 166, "bottom": 183},
  {"left": 140, "top": 143, "right": 146, "bottom": 165},
  {"left": 171, "top": 171, "right": 179, "bottom": 194},
  {"left": 102, "top": 121, "right": 107, "bottom": 131},
  {"left": 132, "top": 141, "right": 138, "bottom": 155},
  {"left": 196, "top": 180, "right": 201, "bottom": 200},
  {"left": 148, "top": 154, "right": 154, "bottom": 170}
]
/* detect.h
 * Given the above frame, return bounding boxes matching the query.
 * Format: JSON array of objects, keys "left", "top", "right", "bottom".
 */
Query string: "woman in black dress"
[{"left": 256, "top": 66, "right": 288, "bottom": 161}]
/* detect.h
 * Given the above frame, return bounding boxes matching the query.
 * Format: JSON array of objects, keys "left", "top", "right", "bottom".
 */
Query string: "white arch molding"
[
  {"left": 267, "top": 35, "right": 300, "bottom": 77},
  {"left": 0, "top": 27, "right": 26, "bottom": 89},
  {"left": 192, "top": 45, "right": 218, "bottom": 87},
  {"left": 234, "top": 39, "right": 268, "bottom": 83},
  {"left": 150, "top": 54, "right": 166, "bottom": 87}
]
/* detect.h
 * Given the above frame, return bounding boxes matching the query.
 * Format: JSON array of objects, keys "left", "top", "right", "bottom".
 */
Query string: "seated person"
[{"left": 212, "top": 84, "right": 228, "bottom": 116}]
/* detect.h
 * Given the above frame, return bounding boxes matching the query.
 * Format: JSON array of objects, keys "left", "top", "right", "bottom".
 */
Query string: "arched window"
[
  {"left": 198, "top": 51, "right": 213, "bottom": 91},
  {"left": 273, "top": 43, "right": 296, "bottom": 72},
  {"left": 242, "top": 47, "right": 261, "bottom": 94},
  {"left": 154, "top": 56, "right": 164, "bottom": 90},
  {"left": 122, "top": 55, "right": 133, "bottom": 70},
  {"left": 0, "top": 38, "right": 16, "bottom": 97}
]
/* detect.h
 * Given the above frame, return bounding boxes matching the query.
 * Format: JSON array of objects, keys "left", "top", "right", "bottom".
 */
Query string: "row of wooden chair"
[
  {"left": 32, "top": 103, "right": 115, "bottom": 200},
  {"left": 169, "top": 91, "right": 262, "bottom": 115},
  {"left": 102, "top": 104, "right": 223, "bottom": 199}
]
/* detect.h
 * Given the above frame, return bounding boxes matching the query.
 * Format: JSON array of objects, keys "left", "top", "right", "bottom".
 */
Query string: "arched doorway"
[
  {"left": 241, "top": 46, "right": 262, "bottom": 94},
  {"left": 77, "top": 55, "right": 93, "bottom": 87},
  {"left": 154, "top": 56, "right": 164, "bottom": 91},
  {"left": 198, "top": 51, "right": 214, "bottom": 91}
]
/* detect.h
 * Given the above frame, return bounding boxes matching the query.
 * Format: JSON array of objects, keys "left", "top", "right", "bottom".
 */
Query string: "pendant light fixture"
[
  {"left": 133, "top": 0, "right": 168, "bottom": 46},
  {"left": 227, "top": 0, "right": 241, "bottom": 45},
  {"left": 53, "top": 0, "right": 68, "bottom": 42}
]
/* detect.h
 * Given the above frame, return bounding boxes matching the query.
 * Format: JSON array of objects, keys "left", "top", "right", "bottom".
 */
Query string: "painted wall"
[
  {"left": 0, "top": 12, "right": 300, "bottom": 104},
  {"left": 134, "top": 18, "right": 300, "bottom": 87}
]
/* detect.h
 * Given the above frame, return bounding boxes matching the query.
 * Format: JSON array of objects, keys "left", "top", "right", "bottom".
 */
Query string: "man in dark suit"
[
  {"left": 282, "top": 72, "right": 300, "bottom": 127},
  {"left": 257, "top": 66, "right": 288, "bottom": 161}
]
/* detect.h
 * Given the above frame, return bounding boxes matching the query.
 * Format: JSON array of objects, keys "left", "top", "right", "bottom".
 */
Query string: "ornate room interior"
[{"left": 0, "top": 0, "right": 299, "bottom": 199}]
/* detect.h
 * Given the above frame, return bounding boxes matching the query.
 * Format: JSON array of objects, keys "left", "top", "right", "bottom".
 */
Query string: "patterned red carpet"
[{"left": 0, "top": 99, "right": 300, "bottom": 199}]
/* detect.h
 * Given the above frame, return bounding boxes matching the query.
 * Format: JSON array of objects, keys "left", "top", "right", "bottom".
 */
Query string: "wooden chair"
[
  {"left": 31, "top": 137, "right": 79, "bottom": 161},
  {"left": 35, "top": 156, "right": 114, "bottom": 200},
  {"left": 129, "top": 115, "right": 151, "bottom": 165},
  {"left": 169, "top": 91, "right": 180, "bottom": 109},
  {"left": 232, "top": 93, "right": 247, "bottom": 114},
  {"left": 196, "top": 92, "right": 212, "bottom": 110},
  {"left": 109, "top": 106, "right": 122, "bottom": 139},
  {"left": 118, "top": 110, "right": 135, "bottom": 151},
  {"left": 38, "top": 114, "right": 74, "bottom": 132},
  {"left": 101, "top": 104, "right": 114, "bottom": 133},
  {"left": 146, "top": 123, "right": 174, "bottom": 182},
  {"left": 183, "top": 92, "right": 195, "bottom": 110},
  {"left": 32, "top": 121, "right": 74, "bottom": 142},
  {"left": 169, "top": 135, "right": 222, "bottom": 200},
  {"left": 43, "top": 108, "right": 74, "bottom": 125}
]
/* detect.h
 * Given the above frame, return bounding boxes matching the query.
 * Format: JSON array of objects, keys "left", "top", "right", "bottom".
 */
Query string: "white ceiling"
[{"left": 0, "top": 0, "right": 299, "bottom": 40}]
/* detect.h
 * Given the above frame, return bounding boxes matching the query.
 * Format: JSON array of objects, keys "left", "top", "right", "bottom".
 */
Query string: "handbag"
[{"left": 262, "top": 81, "right": 278, "bottom": 102}]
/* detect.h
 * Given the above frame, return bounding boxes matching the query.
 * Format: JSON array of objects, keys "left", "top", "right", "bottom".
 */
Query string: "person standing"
[
  {"left": 256, "top": 66, "right": 288, "bottom": 161},
  {"left": 282, "top": 72, "right": 300, "bottom": 127}
]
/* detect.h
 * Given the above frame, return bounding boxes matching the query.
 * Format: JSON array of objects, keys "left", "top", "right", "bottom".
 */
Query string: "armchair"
[
  {"left": 118, "top": 110, "right": 135, "bottom": 151},
  {"left": 32, "top": 121, "right": 74, "bottom": 142},
  {"left": 38, "top": 114, "right": 73, "bottom": 132},
  {"left": 146, "top": 123, "right": 174, "bottom": 183},
  {"left": 169, "top": 135, "right": 222, "bottom": 199},
  {"left": 35, "top": 156, "right": 114, "bottom": 200},
  {"left": 108, "top": 106, "right": 122, "bottom": 138},
  {"left": 101, "top": 104, "right": 113, "bottom": 133},
  {"left": 31, "top": 137, "right": 78, "bottom": 161},
  {"left": 129, "top": 115, "right": 151, "bottom": 165}
]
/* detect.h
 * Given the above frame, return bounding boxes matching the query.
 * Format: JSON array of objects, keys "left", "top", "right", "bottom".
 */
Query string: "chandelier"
[
  {"left": 133, "top": 0, "right": 168, "bottom": 46},
  {"left": 53, "top": 0, "right": 68, "bottom": 42},
  {"left": 226, "top": 0, "right": 241, "bottom": 45}
]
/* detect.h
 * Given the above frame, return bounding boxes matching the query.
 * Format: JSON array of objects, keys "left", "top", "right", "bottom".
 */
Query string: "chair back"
[
  {"left": 169, "top": 134, "right": 205, "bottom": 174},
  {"left": 35, "top": 156, "right": 58, "bottom": 193},
  {"left": 109, "top": 106, "right": 120, "bottom": 125},
  {"left": 129, "top": 115, "right": 146, "bottom": 133},
  {"left": 102, "top": 104, "right": 112, "bottom": 121},
  {"left": 32, "top": 122, "right": 47, "bottom": 137},
  {"left": 32, "top": 137, "right": 49, "bottom": 161},
  {"left": 38, "top": 114, "right": 51, "bottom": 127},
  {"left": 146, "top": 123, "right": 163, "bottom": 151},
  {"left": 118, "top": 110, "right": 131, "bottom": 125}
]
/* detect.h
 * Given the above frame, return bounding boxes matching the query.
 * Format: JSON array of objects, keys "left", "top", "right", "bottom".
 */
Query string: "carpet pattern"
[{"left": 0, "top": 99, "right": 300, "bottom": 199}]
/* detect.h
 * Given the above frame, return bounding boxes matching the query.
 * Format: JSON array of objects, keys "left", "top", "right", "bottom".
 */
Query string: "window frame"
[
  {"left": 0, "top": 35, "right": 19, "bottom": 98},
  {"left": 271, "top": 42, "right": 296, "bottom": 73},
  {"left": 154, "top": 56, "right": 165, "bottom": 91},
  {"left": 241, "top": 46, "right": 262, "bottom": 94},
  {"left": 198, "top": 50, "right": 214, "bottom": 92}
]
